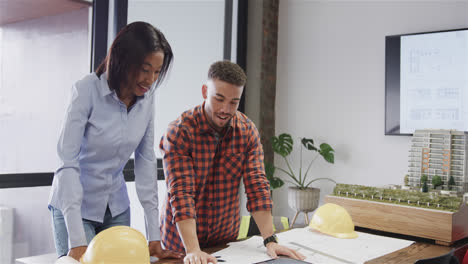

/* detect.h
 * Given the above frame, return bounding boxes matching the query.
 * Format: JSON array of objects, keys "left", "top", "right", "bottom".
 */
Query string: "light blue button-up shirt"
[{"left": 49, "top": 72, "right": 160, "bottom": 248}]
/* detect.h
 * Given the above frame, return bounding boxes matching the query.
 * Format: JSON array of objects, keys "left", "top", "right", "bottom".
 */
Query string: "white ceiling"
[{"left": 0, "top": 0, "right": 91, "bottom": 26}]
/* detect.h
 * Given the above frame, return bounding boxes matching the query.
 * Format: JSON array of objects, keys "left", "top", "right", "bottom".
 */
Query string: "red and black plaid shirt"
[{"left": 159, "top": 103, "right": 272, "bottom": 252}]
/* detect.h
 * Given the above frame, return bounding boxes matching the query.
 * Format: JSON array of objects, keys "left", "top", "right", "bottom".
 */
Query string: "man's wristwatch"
[{"left": 263, "top": 234, "right": 278, "bottom": 247}]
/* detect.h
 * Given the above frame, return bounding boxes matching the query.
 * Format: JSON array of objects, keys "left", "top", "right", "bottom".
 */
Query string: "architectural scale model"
[{"left": 408, "top": 129, "right": 468, "bottom": 192}]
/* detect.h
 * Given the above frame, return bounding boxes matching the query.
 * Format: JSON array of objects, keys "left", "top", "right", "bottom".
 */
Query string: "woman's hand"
[
  {"left": 149, "top": 240, "right": 184, "bottom": 259},
  {"left": 68, "top": 246, "right": 87, "bottom": 261}
]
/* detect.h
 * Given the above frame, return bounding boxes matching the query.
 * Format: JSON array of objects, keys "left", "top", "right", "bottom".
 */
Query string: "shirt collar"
[{"left": 97, "top": 72, "right": 113, "bottom": 97}]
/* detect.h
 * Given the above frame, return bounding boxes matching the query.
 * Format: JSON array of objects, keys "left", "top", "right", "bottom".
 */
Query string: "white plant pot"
[{"left": 287, "top": 187, "right": 320, "bottom": 212}]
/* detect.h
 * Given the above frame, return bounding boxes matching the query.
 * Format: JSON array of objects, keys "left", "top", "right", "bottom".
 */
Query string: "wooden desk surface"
[{"left": 365, "top": 242, "right": 451, "bottom": 264}]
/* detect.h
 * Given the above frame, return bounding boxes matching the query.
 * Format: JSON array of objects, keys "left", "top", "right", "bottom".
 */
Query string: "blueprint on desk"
[{"left": 212, "top": 227, "right": 414, "bottom": 264}]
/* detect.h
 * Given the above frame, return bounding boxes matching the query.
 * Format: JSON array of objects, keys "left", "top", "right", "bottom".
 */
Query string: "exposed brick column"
[{"left": 260, "top": 0, "right": 279, "bottom": 165}]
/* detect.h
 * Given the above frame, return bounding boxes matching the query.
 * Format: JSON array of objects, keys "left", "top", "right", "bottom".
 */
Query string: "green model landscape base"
[{"left": 333, "top": 184, "right": 463, "bottom": 212}]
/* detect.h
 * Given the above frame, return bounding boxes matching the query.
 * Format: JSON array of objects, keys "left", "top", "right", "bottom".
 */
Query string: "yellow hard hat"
[
  {"left": 309, "top": 203, "right": 358, "bottom": 239},
  {"left": 80, "top": 226, "right": 150, "bottom": 264}
]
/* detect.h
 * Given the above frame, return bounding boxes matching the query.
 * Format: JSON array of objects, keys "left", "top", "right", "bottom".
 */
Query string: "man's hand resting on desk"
[
  {"left": 266, "top": 242, "right": 306, "bottom": 260},
  {"left": 149, "top": 241, "right": 184, "bottom": 259},
  {"left": 184, "top": 249, "right": 218, "bottom": 264}
]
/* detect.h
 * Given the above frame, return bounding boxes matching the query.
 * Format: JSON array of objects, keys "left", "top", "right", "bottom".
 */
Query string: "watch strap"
[{"left": 263, "top": 234, "right": 278, "bottom": 247}]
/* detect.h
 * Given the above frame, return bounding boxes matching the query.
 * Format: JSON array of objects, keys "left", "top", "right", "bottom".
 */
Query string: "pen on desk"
[{"left": 214, "top": 256, "right": 226, "bottom": 262}]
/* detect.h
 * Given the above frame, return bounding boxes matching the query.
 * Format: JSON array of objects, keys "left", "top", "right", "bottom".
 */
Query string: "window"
[
  {"left": 128, "top": 0, "right": 226, "bottom": 154},
  {"left": 0, "top": 0, "right": 247, "bottom": 186},
  {"left": 0, "top": 1, "right": 92, "bottom": 174}
]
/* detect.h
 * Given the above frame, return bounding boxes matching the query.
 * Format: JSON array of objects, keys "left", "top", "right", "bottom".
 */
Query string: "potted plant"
[{"left": 270, "top": 133, "right": 335, "bottom": 225}]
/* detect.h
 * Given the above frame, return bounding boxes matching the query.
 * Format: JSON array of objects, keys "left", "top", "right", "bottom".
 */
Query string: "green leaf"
[
  {"left": 272, "top": 133, "right": 293, "bottom": 157},
  {"left": 319, "top": 143, "right": 333, "bottom": 153},
  {"left": 319, "top": 143, "right": 334, "bottom": 163},
  {"left": 264, "top": 161, "right": 284, "bottom": 190},
  {"left": 264, "top": 162, "right": 275, "bottom": 178},
  {"left": 301, "top": 138, "right": 317, "bottom": 151},
  {"left": 322, "top": 152, "right": 334, "bottom": 163},
  {"left": 270, "top": 177, "right": 285, "bottom": 189}
]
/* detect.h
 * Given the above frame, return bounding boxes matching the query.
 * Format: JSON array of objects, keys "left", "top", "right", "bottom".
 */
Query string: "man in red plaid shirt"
[{"left": 159, "top": 61, "right": 305, "bottom": 263}]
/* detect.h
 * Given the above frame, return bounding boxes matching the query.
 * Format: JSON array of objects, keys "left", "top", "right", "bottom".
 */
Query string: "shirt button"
[{"left": 209, "top": 203, "right": 213, "bottom": 207}]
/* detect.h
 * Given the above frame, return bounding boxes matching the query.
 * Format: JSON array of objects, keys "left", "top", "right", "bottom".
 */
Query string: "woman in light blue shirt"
[{"left": 48, "top": 22, "right": 182, "bottom": 261}]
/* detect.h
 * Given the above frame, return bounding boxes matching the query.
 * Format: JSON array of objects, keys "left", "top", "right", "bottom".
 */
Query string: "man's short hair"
[{"left": 208, "top": 61, "right": 247, "bottom": 86}]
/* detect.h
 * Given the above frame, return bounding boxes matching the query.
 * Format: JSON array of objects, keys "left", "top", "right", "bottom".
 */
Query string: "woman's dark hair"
[{"left": 96, "top": 21, "right": 173, "bottom": 95}]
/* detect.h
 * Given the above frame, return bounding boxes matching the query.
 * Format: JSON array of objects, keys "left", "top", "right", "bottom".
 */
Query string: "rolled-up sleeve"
[
  {"left": 134, "top": 102, "right": 160, "bottom": 241},
  {"left": 160, "top": 125, "right": 197, "bottom": 223},
  {"left": 243, "top": 124, "right": 273, "bottom": 212},
  {"left": 49, "top": 83, "right": 91, "bottom": 248}
]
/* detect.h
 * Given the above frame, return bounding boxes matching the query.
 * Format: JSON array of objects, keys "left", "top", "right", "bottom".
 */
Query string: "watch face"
[{"left": 272, "top": 235, "right": 278, "bottom": 243}]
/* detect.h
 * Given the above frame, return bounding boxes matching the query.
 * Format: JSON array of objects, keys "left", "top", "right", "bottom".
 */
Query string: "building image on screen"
[{"left": 400, "top": 30, "right": 468, "bottom": 134}]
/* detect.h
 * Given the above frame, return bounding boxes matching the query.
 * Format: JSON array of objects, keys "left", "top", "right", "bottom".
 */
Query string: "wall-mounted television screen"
[{"left": 385, "top": 28, "right": 468, "bottom": 135}]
